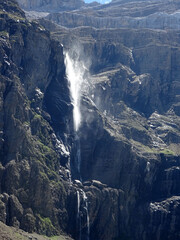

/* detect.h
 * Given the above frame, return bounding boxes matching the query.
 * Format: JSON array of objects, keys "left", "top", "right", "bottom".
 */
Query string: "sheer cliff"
[
  {"left": 0, "top": 0, "right": 180, "bottom": 240},
  {"left": 0, "top": 0, "right": 74, "bottom": 237}
]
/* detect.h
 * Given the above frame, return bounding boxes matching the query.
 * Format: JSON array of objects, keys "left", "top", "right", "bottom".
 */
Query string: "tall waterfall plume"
[
  {"left": 64, "top": 51, "right": 87, "bottom": 132},
  {"left": 64, "top": 48, "right": 90, "bottom": 178}
]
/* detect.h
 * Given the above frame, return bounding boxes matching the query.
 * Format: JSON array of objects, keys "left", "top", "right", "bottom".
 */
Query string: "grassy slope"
[{"left": 0, "top": 221, "right": 73, "bottom": 240}]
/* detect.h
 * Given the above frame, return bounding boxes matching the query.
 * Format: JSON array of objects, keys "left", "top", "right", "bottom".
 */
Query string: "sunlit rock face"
[{"left": 44, "top": 0, "right": 180, "bottom": 29}]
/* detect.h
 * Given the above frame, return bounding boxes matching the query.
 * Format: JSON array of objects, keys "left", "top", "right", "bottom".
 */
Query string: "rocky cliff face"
[
  {"left": 0, "top": 1, "right": 124, "bottom": 240},
  {"left": 1, "top": 0, "right": 180, "bottom": 240},
  {"left": 0, "top": 0, "right": 73, "bottom": 236},
  {"left": 44, "top": 0, "right": 180, "bottom": 29},
  {"left": 39, "top": 1, "right": 180, "bottom": 239},
  {"left": 16, "top": 0, "right": 85, "bottom": 11}
]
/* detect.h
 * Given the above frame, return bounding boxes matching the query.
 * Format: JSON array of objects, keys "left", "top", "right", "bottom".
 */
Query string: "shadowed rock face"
[
  {"left": 1, "top": 0, "right": 180, "bottom": 240},
  {"left": 78, "top": 94, "right": 180, "bottom": 240},
  {"left": 0, "top": 0, "right": 74, "bottom": 236}
]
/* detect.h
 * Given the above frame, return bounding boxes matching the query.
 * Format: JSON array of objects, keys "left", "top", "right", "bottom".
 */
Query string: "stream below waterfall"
[{"left": 76, "top": 190, "right": 90, "bottom": 240}]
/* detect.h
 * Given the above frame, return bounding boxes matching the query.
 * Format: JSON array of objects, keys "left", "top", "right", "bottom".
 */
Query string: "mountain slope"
[{"left": 0, "top": 0, "right": 180, "bottom": 240}]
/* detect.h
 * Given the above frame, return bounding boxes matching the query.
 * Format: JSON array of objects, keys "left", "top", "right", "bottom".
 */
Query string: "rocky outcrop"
[{"left": 68, "top": 179, "right": 124, "bottom": 240}]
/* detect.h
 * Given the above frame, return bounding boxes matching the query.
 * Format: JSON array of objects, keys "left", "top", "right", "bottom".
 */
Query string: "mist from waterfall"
[
  {"left": 64, "top": 47, "right": 89, "bottom": 178},
  {"left": 65, "top": 51, "right": 88, "bottom": 132}
]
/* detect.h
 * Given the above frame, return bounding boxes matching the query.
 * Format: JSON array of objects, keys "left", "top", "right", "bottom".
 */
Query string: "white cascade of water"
[
  {"left": 77, "top": 190, "right": 81, "bottom": 240},
  {"left": 76, "top": 190, "right": 90, "bottom": 240},
  {"left": 82, "top": 191, "right": 90, "bottom": 240},
  {"left": 64, "top": 50, "right": 90, "bottom": 239},
  {"left": 77, "top": 190, "right": 80, "bottom": 217},
  {"left": 64, "top": 51, "right": 84, "bottom": 177},
  {"left": 65, "top": 50, "right": 88, "bottom": 179},
  {"left": 64, "top": 52, "right": 85, "bottom": 132}
]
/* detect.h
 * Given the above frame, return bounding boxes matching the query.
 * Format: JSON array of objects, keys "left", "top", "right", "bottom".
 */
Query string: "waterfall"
[
  {"left": 76, "top": 190, "right": 90, "bottom": 240},
  {"left": 64, "top": 52, "right": 85, "bottom": 132},
  {"left": 77, "top": 190, "right": 81, "bottom": 240},
  {"left": 82, "top": 191, "right": 90, "bottom": 240},
  {"left": 64, "top": 49, "right": 90, "bottom": 240},
  {"left": 64, "top": 51, "right": 84, "bottom": 178}
]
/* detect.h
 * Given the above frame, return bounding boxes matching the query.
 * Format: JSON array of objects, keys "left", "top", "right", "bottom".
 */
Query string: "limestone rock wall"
[{"left": 16, "top": 0, "right": 85, "bottom": 11}]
